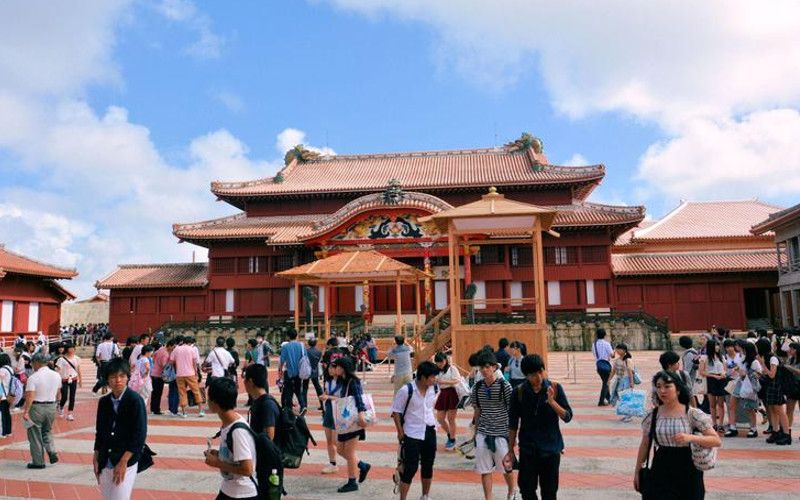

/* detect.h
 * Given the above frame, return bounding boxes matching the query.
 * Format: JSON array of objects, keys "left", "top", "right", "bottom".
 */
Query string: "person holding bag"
[
  {"left": 634, "top": 371, "right": 721, "bottom": 499},
  {"left": 433, "top": 352, "right": 461, "bottom": 451},
  {"left": 329, "top": 357, "right": 372, "bottom": 493},
  {"left": 725, "top": 342, "right": 762, "bottom": 438},
  {"left": 592, "top": 329, "right": 613, "bottom": 406}
]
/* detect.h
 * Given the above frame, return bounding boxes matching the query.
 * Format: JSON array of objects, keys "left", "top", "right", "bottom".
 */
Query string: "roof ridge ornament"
[
  {"left": 283, "top": 144, "right": 322, "bottom": 166},
  {"left": 382, "top": 178, "right": 405, "bottom": 205}
]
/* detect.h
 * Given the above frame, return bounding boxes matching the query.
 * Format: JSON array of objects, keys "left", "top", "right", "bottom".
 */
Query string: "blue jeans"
[{"left": 168, "top": 380, "right": 179, "bottom": 414}]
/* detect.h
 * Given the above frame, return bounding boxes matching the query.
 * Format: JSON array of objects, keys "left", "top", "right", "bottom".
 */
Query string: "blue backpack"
[{"left": 1, "top": 367, "right": 24, "bottom": 402}]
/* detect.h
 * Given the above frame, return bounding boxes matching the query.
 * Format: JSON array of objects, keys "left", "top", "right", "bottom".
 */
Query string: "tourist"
[
  {"left": 390, "top": 360, "right": 440, "bottom": 500},
  {"left": 135, "top": 345, "right": 154, "bottom": 407},
  {"left": 22, "top": 353, "right": 61, "bottom": 469},
  {"left": 12, "top": 347, "right": 28, "bottom": 408},
  {"left": 784, "top": 342, "right": 800, "bottom": 430},
  {"left": 701, "top": 339, "right": 728, "bottom": 432},
  {"left": 756, "top": 338, "right": 792, "bottom": 445},
  {"left": 93, "top": 333, "right": 119, "bottom": 394},
  {"left": 433, "top": 352, "right": 461, "bottom": 450},
  {"left": 507, "top": 354, "right": 573, "bottom": 500},
  {"left": 279, "top": 329, "right": 307, "bottom": 414},
  {"left": 505, "top": 341, "right": 527, "bottom": 389},
  {"left": 150, "top": 339, "right": 171, "bottom": 415},
  {"left": 725, "top": 342, "right": 761, "bottom": 438},
  {"left": 593, "top": 328, "right": 613, "bottom": 406},
  {"left": 388, "top": 335, "right": 414, "bottom": 393},
  {"left": 55, "top": 342, "right": 82, "bottom": 421},
  {"left": 471, "top": 350, "right": 516, "bottom": 500},
  {"left": 329, "top": 356, "right": 371, "bottom": 493},
  {"left": 170, "top": 336, "right": 205, "bottom": 418},
  {"left": 164, "top": 338, "right": 180, "bottom": 416},
  {"left": 303, "top": 338, "right": 323, "bottom": 411},
  {"left": 121, "top": 336, "right": 136, "bottom": 364},
  {"left": 255, "top": 332, "right": 273, "bottom": 367},
  {"left": 633, "top": 371, "right": 721, "bottom": 499},
  {"left": 93, "top": 358, "right": 148, "bottom": 499},
  {"left": 655, "top": 351, "right": 694, "bottom": 408},
  {"left": 37, "top": 331, "right": 48, "bottom": 347},
  {"left": 495, "top": 338, "right": 511, "bottom": 373},
  {"left": 226, "top": 337, "right": 240, "bottom": 384},
  {"left": 365, "top": 334, "right": 378, "bottom": 364},
  {"left": 679, "top": 335, "right": 701, "bottom": 385},
  {"left": 320, "top": 360, "right": 341, "bottom": 475},
  {"left": 48, "top": 342, "right": 65, "bottom": 370},
  {"left": 608, "top": 343, "right": 636, "bottom": 416},
  {"left": 205, "top": 336, "right": 236, "bottom": 384},
  {"left": 129, "top": 334, "right": 150, "bottom": 367},
  {"left": 243, "top": 364, "right": 280, "bottom": 440},
  {"left": 0, "top": 353, "right": 14, "bottom": 438}
]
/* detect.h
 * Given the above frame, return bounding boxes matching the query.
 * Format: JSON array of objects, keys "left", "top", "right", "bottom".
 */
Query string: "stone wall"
[
  {"left": 549, "top": 320, "right": 671, "bottom": 352},
  {"left": 61, "top": 302, "right": 109, "bottom": 326}
]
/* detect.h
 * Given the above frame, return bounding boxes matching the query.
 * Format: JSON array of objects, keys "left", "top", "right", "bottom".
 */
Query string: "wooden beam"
[{"left": 294, "top": 281, "right": 300, "bottom": 331}]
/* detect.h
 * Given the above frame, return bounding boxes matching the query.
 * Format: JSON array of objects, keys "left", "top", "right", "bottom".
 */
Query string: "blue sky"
[{"left": 1, "top": 1, "right": 799, "bottom": 299}]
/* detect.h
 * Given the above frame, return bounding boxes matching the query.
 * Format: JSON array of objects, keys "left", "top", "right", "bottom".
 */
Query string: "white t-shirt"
[
  {"left": 26, "top": 366, "right": 62, "bottom": 402},
  {"left": 206, "top": 347, "right": 235, "bottom": 378},
  {"left": 390, "top": 382, "right": 438, "bottom": 440},
  {"left": 55, "top": 355, "right": 81, "bottom": 381},
  {"left": 218, "top": 416, "right": 258, "bottom": 498},
  {"left": 0, "top": 366, "right": 12, "bottom": 401},
  {"left": 95, "top": 341, "right": 118, "bottom": 362}
]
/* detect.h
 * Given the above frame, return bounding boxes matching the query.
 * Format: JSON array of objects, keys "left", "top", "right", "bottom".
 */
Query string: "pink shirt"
[
  {"left": 151, "top": 346, "right": 170, "bottom": 378},
  {"left": 169, "top": 345, "right": 199, "bottom": 378}
]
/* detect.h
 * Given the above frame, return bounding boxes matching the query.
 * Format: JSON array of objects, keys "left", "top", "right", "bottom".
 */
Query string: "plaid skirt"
[{"left": 763, "top": 377, "right": 785, "bottom": 406}]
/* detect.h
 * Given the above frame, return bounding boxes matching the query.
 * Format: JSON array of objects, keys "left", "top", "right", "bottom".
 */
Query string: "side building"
[
  {"left": 98, "top": 138, "right": 646, "bottom": 338},
  {"left": 612, "top": 200, "right": 781, "bottom": 331},
  {"left": 0, "top": 244, "right": 77, "bottom": 337}
]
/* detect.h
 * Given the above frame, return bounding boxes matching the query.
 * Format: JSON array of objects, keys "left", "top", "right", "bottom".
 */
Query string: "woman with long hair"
[
  {"left": 756, "top": 338, "right": 791, "bottom": 445},
  {"left": 725, "top": 342, "right": 761, "bottom": 438},
  {"left": 327, "top": 356, "right": 371, "bottom": 493},
  {"left": 434, "top": 352, "right": 461, "bottom": 450},
  {"left": 633, "top": 371, "right": 721, "bottom": 499},
  {"left": 609, "top": 343, "right": 636, "bottom": 418},
  {"left": 700, "top": 339, "right": 727, "bottom": 432},
  {"left": 55, "top": 342, "right": 82, "bottom": 421}
]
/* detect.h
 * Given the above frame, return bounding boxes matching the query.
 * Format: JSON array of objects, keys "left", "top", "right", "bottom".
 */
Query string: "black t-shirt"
[{"left": 249, "top": 394, "right": 281, "bottom": 436}]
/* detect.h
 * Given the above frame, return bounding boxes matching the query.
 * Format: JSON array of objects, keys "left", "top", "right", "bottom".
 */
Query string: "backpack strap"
[
  {"left": 400, "top": 382, "right": 414, "bottom": 425},
  {"left": 222, "top": 422, "right": 260, "bottom": 491}
]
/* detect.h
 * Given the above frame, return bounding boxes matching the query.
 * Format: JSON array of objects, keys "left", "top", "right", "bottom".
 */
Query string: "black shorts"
[{"left": 400, "top": 425, "right": 436, "bottom": 484}]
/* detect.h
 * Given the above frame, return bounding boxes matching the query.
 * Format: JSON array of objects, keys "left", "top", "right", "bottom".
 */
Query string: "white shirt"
[
  {"left": 95, "top": 341, "right": 119, "bottom": 362},
  {"left": 205, "top": 347, "right": 235, "bottom": 378},
  {"left": 218, "top": 416, "right": 258, "bottom": 498},
  {"left": 25, "top": 366, "right": 62, "bottom": 402},
  {"left": 55, "top": 355, "right": 81, "bottom": 381},
  {"left": 0, "top": 366, "right": 12, "bottom": 401},
  {"left": 593, "top": 339, "right": 613, "bottom": 361},
  {"left": 390, "top": 382, "right": 438, "bottom": 440},
  {"left": 129, "top": 344, "right": 144, "bottom": 365}
]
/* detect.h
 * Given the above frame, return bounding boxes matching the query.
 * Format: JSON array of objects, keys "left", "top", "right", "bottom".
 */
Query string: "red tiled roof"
[
  {"left": 210, "top": 147, "right": 605, "bottom": 201},
  {"left": 50, "top": 281, "right": 77, "bottom": 301},
  {"left": 612, "top": 249, "right": 778, "bottom": 276},
  {"left": 751, "top": 202, "right": 800, "bottom": 235},
  {"left": 95, "top": 263, "right": 208, "bottom": 289},
  {"left": 0, "top": 244, "right": 78, "bottom": 279},
  {"left": 630, "top": 200, "right": 781, "bottom": 241},
  {"left": 172, "top": 199, "right": 644, "bottom": 246},
  {"left": 173, "top": 214, "right": 321, "bottom": 246}
]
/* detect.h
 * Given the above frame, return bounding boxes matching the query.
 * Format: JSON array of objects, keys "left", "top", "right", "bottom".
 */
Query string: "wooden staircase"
[{"left": 413, "top": 308, "right": 451, "bottom": 367}]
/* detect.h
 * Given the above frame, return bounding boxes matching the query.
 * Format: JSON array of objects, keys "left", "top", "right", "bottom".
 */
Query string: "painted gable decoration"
[{"left": 332, "top": 214, "right": 441, "bottom": 241}]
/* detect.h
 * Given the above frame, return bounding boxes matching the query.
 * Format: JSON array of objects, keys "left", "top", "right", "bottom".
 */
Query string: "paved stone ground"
[{"left": 0, "top": 351, "right": 798, "bottom": 499}]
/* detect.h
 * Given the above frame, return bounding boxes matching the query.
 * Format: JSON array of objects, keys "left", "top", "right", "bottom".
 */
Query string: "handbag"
[
  {"left": 633, "top": 369, "right": 642, "bottom": 385},
  {"left": 593, "top": 341, "right": 612, "bottom": 373},
  {"left": 137, "top": 443, "right": 157, "bottom": 473},
  {"left": 332, "top": 381, "right": 377, "bottom": 434},
  {"left": 162, "top": 363, "right": 176, "bottom": 383},
  {"left": 688, "top": 408, "right": 717, "bottom": 471},
  {"left": 638, "top": 407, "right": 658, "bottom": 497}
]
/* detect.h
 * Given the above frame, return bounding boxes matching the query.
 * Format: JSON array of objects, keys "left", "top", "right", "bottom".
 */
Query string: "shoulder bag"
[
  {"left": 688, "top": 408, "right": 717, "bottom": 471},
  {"left": 638, "top": 407, "right": 658, "bottom": 498},
  {"left": 594, "top": 341, "right": 612, "bottom": 373}
]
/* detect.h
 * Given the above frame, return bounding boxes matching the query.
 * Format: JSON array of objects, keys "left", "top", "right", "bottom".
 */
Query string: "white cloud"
[
  {"left": 213, "top": 90, "right": 245, "bottom": 113},
  {"left": 275, "top": 127, "right": 336, "bottom": 157},
  {"left": 154, "top": 0, "right": 225, "bottom": 60},
  {"left": 637, "top": 109, "right": 800, "bottom": 200},
  {"left": 563, "top": 153, "right": 589, "bottom": 166},
  {"left": 329, "top": 0, "right": 800, "bottom": 203}
]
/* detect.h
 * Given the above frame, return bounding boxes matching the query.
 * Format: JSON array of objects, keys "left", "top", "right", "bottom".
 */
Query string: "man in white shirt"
[
  {"left": 23, "top": 353, "right": 62, "bottom": 469},
  {"left": 390, "top": 361, "right": 440, "bottom": 500},
  {"left": 93, "top": 333, "right": 119, "bottom": 394},
  {"left": 129, "top": 334, "right": 150, "bottom": 366},
  {"left": 37, "top": 331, "right": 48, "bottom": 347},
  {"left": 206, "top": 336, "right": 235, "bottom": 380}
]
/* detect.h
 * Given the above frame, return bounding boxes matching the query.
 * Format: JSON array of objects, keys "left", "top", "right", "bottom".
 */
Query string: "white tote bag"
[{"left": 333, "top": 382, "right": 377, "bottom": 434}]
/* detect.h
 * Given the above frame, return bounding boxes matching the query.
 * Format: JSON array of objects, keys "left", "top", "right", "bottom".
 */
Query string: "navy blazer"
[{"left": 94, "top": 388, "right": 147, "bottom": 468}]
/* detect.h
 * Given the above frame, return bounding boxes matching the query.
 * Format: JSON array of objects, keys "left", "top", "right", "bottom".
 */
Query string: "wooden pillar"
[
  {"left": 415, "top": 280, "right": 422, "bottom": 333},
  {"left": 324, "top": 284, "right": 331, "bottom": 339},
  {"left": 395, "top": 273, "right": 403, "bottom": 335},
  {"left": 294, "top": 281, "right": 300, "bottom": 331},
  {"left": 463, "top": 241, "right": 472, "bottom": 285},
  {"left": 448, "top": 224, "right": 461, "bottom": 329},
  {"left": 532, "top": 219, "right": 549, "bottom": 361}
]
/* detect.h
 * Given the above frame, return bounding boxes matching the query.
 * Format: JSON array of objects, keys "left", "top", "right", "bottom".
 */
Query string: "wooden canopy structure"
[
  {"left": 276, "top": 250, "right": 432, "bottom": 337},
  {"left": 419, "top": 187, "right": 557, "bottom": 367}
]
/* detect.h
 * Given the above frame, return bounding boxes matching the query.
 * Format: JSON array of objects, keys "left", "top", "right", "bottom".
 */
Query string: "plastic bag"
[
  {"left": 615, "top": 389, "right": 647, "bottom": 417},
  {"left": 333, "top": 394, "right": 377, "bottom": 434},
  {"left": 739, "top": 375, "right": 758, "bottom": 401}
]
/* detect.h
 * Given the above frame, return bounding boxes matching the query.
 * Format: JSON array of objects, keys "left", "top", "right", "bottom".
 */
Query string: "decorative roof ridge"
[
  {"left": 173, "top": 213, "right": 247, "bottom": 231},
  {"left": 174, "top": 212, "right": 320, "bottom": 232},
  {"left": 618, "top": 248, "right": 776, "bottom": 258},
  {"left": 117, "top": 262, "right": 209, "bottom": 269},
  {"left": 0, "top": 244, "right": 78, "bottom": 277},
  {"left": 558, "top": 202, "right": 645, "bottom": 215}
]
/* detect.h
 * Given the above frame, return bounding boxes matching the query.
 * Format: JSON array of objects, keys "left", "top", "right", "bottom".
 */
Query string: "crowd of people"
[
  {"left": 60, "top": 323, "right": 110, "bottom": 346},
  {"left": 1, "top": 324, "right": 798, "bottom": 499}
]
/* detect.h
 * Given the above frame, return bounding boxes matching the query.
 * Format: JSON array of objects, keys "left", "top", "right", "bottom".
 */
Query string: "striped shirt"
[{"left": 471, "top": 377, "right": 513, "bottom": 437}]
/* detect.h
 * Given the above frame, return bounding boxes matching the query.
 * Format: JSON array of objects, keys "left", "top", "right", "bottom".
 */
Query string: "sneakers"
[
  {"left": 66, "top": 414, "right": 74, "bottom": 422},
  {"left": 198, "top": 410, "right": 205, "bottom": 418},
  {"left": 58, "top": 407, "right": 64, "bottom": 417},
  {"left": 724, "top": 429, "right": 738, "bottom": 438},
  {"left": 180, "top": 412, "right": 189, "bottom": 419},
  {"left": 358, "top": 461, "right": 371, "bottom": 483},
  {"left": 444, "top": 438, "right": 456, "bottom": 451},
  {"left": 321, "top": 464, "right": 339, "bottom": 474},
  {"left": 337, "top": 481, "right": 358, "bottom": 493},
  {"left": 746, "top": 429, "right": 758, "bottom": 438}
]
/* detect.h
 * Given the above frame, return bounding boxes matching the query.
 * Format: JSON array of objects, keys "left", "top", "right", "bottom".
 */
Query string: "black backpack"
[
  {"left": 272, "top": 400, "right": 317, "bottom": 469},
  {"left": 224, "top": 422, "right": 284, "bottom": 498}
]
